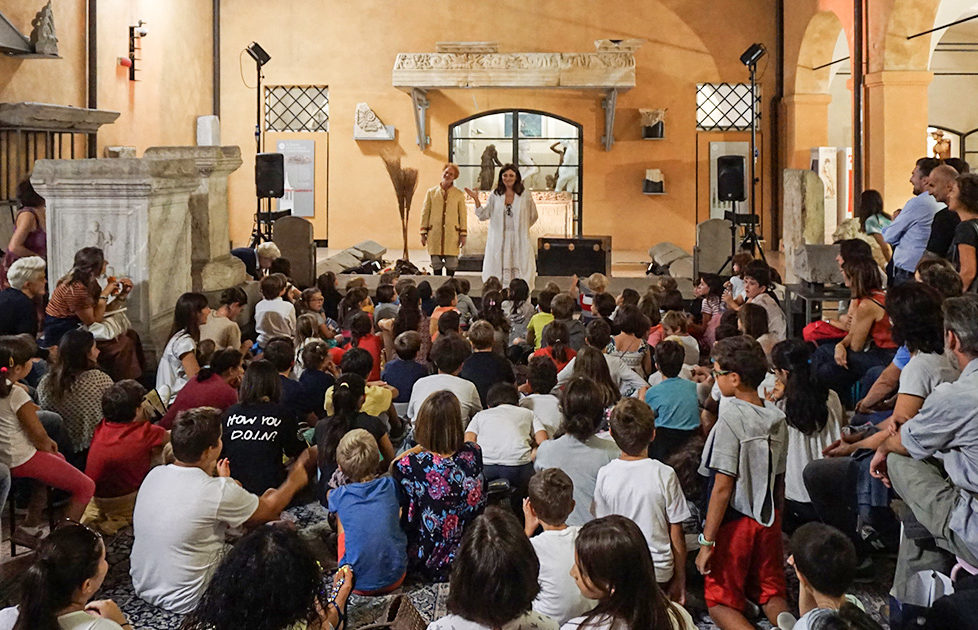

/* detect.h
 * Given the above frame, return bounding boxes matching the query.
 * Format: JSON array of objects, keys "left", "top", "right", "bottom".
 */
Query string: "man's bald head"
[{"left": 926, "top": 164, "right": 959, "bottom": 203}]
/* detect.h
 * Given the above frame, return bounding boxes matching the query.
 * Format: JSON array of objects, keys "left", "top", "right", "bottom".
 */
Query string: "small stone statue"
[
  {"left": 479, "top": 144, "right": 502, "bottom": 190},
  {"left": 30, "top": 1, "right": 58, "bottom": 56},
  {"left": 932, "top": 129, "right": 951, "bottom": 161}
]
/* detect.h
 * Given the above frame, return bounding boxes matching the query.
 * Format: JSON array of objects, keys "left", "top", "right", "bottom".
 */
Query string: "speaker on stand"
[
  {"left": 251, "top": 152, "right": 288, "bottom": 247},
  {"left": 715, "top": 154, "right": 765, "bottom": 273}
]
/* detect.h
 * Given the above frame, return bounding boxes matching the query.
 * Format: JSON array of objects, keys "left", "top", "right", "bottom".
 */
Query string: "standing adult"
[
  {"left": 0, "top": 179, "right": 46, "bottom": 290},
  {"left": 420, "top": 163, "right": 468, "bottom": 277},
  {"left": 924, "top": 164, "right": 960, "bottom": 259},
  {"left": 947, "top": 172, "right": 978, "bottom": 292},
  {"left": 466, "top": 164, "right": 538, "bottom": 287},
  {"left": 883, "top": 157, "right": 944, "bottom": 285}
]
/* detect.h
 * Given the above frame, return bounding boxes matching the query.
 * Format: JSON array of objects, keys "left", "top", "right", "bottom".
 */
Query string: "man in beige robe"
[{"left": 420, "top": 163, "right": 468, "bottom": 276}]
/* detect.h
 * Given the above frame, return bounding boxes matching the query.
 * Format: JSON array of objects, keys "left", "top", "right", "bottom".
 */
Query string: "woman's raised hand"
[{"left": 463, "top": 187, "right": 479, "bottom": 202}]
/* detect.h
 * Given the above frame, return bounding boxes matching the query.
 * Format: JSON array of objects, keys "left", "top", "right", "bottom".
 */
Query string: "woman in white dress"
[{"left": 466, "top": 164, "right": 538, "bottom": 287}]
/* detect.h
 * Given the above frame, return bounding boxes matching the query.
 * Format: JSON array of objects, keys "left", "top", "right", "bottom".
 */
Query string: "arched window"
[{"left": 449, "top": 109, "right": 583, "bottom": 236}]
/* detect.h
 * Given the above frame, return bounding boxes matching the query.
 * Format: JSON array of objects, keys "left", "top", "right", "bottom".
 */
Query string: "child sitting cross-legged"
[
  {"left": 593, "top": 398, "right": 691, "bottom": 605},
  {"left": 381, "top": 330, "right": 429, "bottom": 404},
  {"left": 644, "top": 340, "right": 700, "bottom": 462},
  {"left": 781, "top": 522, "right": 881, "bottom": 630},
  {"left": 83, "top": 379, "right": 169, "bottom": 534},
  {"left": 522, "top": 468, "right": 595, "bottom": 624},
  {"left": 464, "top": 382, "right": 547, "bottom": 508},
  {"left": 519, "top": 356, "right": 564, "bottom": 438},
  {"left": 696, "top": 335, "right": 789, "bottom": 628},
  {"left": 326, "top": 428, "right": 407, "bottom": 595}
]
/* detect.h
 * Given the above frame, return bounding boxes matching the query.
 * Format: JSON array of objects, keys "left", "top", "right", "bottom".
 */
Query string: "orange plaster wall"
[{"left": 219, "top": 0, "right": 778, "bottom": 253}]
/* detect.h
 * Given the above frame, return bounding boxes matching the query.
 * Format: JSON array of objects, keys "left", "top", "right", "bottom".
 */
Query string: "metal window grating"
[
  {"left": 696, "top": 83, "right": 759, "bottom": 131},
  {"left": 264, "top": 86, "right": 329, "bottom": 133}
]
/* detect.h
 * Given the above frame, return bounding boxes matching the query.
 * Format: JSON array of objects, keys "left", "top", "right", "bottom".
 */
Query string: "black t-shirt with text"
[{"left": 220, "top": 401, "right": 305, "bottom": 495}]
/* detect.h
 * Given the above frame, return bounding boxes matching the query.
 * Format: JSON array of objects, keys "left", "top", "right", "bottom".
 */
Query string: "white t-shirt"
[
  {"left": 406, "top": 373, "right": 483, "bottom": 422},
  {"left": 783, "top": 390, "right": 843, "bottom": 503},
  {"left": 467, "top": 404, "right": 545, "bottom": 466},
  {"left": 0, "top": 608, "right": 124, "bottom": 630},
  {"left": 130, "top": 464, "right": 260, "bottom": 614},
  {"left": 0, "top": 383, "right": 37, "bottom": 468},
  {"left": 428, "top": 611, "right": 558, "bottom": 630},
  {"left": 592, "top": 459, "right": 691, "bottom": 582},
  {"left": 530, "top": 527, "right": 594, "bottom": 624},
  {"left": 520, "top": 393, "right": 564, "bottom": 438},
  {"left": 561, "top": 606, "right": 696, "bottom": 630},
  {"left": 156, "top": 331, "right": 196, "bottom": 405},
  {"left": 255, "top": 297, "right": 297, "bottom": 347},
  {"left": 664, "top": 334, "right": 700, "bottom": 366}
]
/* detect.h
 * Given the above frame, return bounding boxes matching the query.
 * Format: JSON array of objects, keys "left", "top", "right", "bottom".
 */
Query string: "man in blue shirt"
[{"left": 883, "top": 157, "right": 943, "bottom": 285}]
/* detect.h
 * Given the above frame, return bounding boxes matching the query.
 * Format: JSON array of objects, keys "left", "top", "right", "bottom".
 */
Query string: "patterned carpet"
[{"left": 0, "top": 501, "right": 894, "bottom": 629}]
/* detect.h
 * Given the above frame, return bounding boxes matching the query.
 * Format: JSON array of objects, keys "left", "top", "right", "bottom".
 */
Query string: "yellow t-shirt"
[
  {"left": 526, "top": 312, "right": 554, "bottom": 350},
  {"left": 324, "top": 384, "right": 393, "bottom": 417}
]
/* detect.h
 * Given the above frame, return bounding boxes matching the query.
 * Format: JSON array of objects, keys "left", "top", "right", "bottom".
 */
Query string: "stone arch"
[
  {"left": 795, "top": 10, "right": 849, "bottom": 94},
  {"left": 876, "top": 0, "right": 942, "bottom": 72}
]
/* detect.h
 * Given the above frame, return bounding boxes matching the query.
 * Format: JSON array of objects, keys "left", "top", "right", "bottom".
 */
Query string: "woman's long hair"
[
  {"left": 350, "top": 311, "right": 373, "bottom": 347},
  {"left": 196, "top": 349, "right": 242, "bottom": 384},
  {"left": 842, "top": 257, "right": 883, "bottom": 300},
  {"left": 856, "top": 189, "right": 888, "bottom": 232},
  {"left": 318, "top": 373, "right": 366, "bottom": 472},
  {"left": 771, "top": 339, "right": 829, "bottom": 435},
  {"left": 493, "top": 163, "right": 525, "bottom": 195},
  {"left": 0, "top": 335, "right": 36, "bottom": 399},
  {"left": 63, "top": 247, "right": 104, "bottom": 300},
  {"left": 508, "top": 278, "right": 529, "bottom": 315},
  {"left": 170, "top": 292, "right": 209, "bottom": 343},
  {"left": 559, "top": 377, "right": 605, "bottom": 441},
  {"left": 480, "top": 290, "right": 511, "bottom": 334},
  {"left": 394, "top": 285, "right": 422, "bottom": 337},
  {"left": 572, "top": 346, "right": 619, "bottom": 407},
  {"left": 544, "top": 320, "right": 571, "bottom": 366},
  {"left": 338, "top": 287, "right": 368, "bottom": 325},
  {"left": 886, "top": 281, "right": 945, "bottom": 354},
  {"left": 13, "top": 524, "right": 104, "bottom": 630},
  {"left": 49, "top": 329, "right": 98, "bottom": 400},
  {"left": 181, "top": 526, "right": 322, "bottom": 630},
  {"left": 575, "top": 515, "right": 684, "bottom": 630}
]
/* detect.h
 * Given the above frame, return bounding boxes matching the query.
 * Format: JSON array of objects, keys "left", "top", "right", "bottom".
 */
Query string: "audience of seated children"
[
  {"left": 593, "top": 398, "right": 690, "bottom": 604},
  {"left": 564, "top": 514, "right": 696, "bottom": 629},
  {"left": 661, "top": 310, "right": 700, "bottom": 366},
  {"left": 453, "top": 278, "right": 479, "bottom": 328},
  {"left": 338, "top": 286, "right": 372, "bottom": 332},
  {"left": 541, "top": 293, "right": 586, "bottom": 351},
  {"left": 37, "top": 328, "right": 113, "bottom": 461},
  {"left": 83, "top": 379, "right": 168, "bottom": 534},
  {"left": 657, "top": 276, "right": 686, "bottom": 311},
  {"left": 535, "top": 377, "right": 619, "bottom": 526},
  {"left": 219, "top": 360, "right": 306, "bottom": 496},
  {"left": 526, "top": 288, "right": 557, "bottom": 350},
  {"left": 347, "top": 311, "right": 384, "bottom": 380},
  {"left": 0, "top": 335, "right": 94, "bottom": 529},
  {"left": 533, "top": 320, "right": 577, "bottom": 372},
  {"left": 644, "top": 340, "right": 700, "bottom": 461},
  {"left": 696, "top": 335, "right": 789, "bottom": 628},
  {"left": 722, "top": 251, "right": 755, "bottom": 309},
  {"left": 130, "top": 407, "right": 312, "bottom": 614},
  {"left": 296, "top": 340, "right": 335, "bottom": 418},
  {"left": 465, "top": 382, "right": 546, "bottom": 503},
  {"left": 460, "top": 321, "right": 516, "bottom": 407},
  {"left": 264, "top": 337, "right": 319, "bottom": 425},
  {"left": 392, "top": 390, "right": 487, "bottom": 582},
  {"left": 782, "top": 523, "right": 881, "bottom": 630},
  {"left": 200, "top": 286, "right": 248, "bottom": 352},
  {"left": 768, "top": 339, "right": 843, "bottom": 534},
  {"left": 519, "top": 355, "right": 564, "bottom": 438},
  {"left": 430, "top": 507, "right": 558, "bottom": 630},
  {"left": 556, "top": 319, "right": 646, "bottom": 398},
  {"left": 429, "top": 283, "right": 458, "bottom": 341},
  {"left": 741, "top": 260, "right": 787, "bottom": 342},
  {"left": 406, "top": 332, "right": 482, "bottom": 426},
  {"left": 570, "top": 272, "right": 608, "bottom": 324},
  {"left": 325, "top": 348, "right": 398, "bottom": 431},
  {"left": 292, "top": 313, "right": 321, "bottom": 378},
  {"left": 569, "top": 346, "right": 621, "bottom": 411},
  {"left": 479, "top": 290, "right": 513, "bottom": 355},
  {"left": 315, "top": 373, "right": 394, "bottom": 499},
  {"left": 373, "top": 282, "right": 399, "bottom": 323},
  {"left": 691, "top": 273, "right": 725, "bottom": 348},
  {"left": 381, "top": 330, "right": 429, "bottom": 404},
  {"left": 610, "top": 303, "right": 653, "bottom": 378},
  {"left": 298, "top": 286, "right": 340, "bottom": 342},
  {"left": 326, "top": 429, "right": 407, "bottom": 594},
  {"left": 181, "top": 527, "right": 353, "bottom": 630},
  {"left": 592, "top": 292, "right": 619, "bottom": 335},
  {"left": 523, "top": 468, "right": 595, "bottom": 624},
  {"left": 255, "top": 273, "right": 296, "bottom": 349},
  {"left": 0, "top": 522, "right": 132, "bottom": 630},
  {"left": 160, "top": 348, "right": 242, "bottom": 429},
  {"left": 156, "top": 292, "right": 210, "bottom": 405}
]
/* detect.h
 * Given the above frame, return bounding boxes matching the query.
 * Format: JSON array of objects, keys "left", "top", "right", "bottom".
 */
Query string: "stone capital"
[
  {"left": 863, "top": 70, "right": 933, "bottom": 89},
  {"left": 143, "top": 146, "right": 242, "bottom": 178},
  {"left": 31, "top": 158, "right": 200, "bottom": 198}
]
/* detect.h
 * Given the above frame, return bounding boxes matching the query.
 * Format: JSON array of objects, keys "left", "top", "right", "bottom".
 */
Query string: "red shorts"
[{"left": 704, "top": 512, "right": 787, "bottom": 611}]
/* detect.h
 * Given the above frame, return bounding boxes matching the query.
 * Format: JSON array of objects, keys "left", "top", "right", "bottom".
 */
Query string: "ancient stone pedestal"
[
  {"left": 273, "top": 216, "right": 316, "bottom": 288},
  {"left": 694, "top": 218, "right": 733, "bottom": 277},
  {"left": 143, "top": 146, "right": 246, "bottom": 293},
  {"left": 31, "top": 158, "right": 201, "bottom": 361},
  {"left": 782, "top": 169, "right": 826, "bottom": 284}
]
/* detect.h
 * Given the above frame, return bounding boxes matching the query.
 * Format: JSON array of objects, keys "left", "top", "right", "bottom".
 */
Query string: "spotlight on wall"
[
  {"left": 739, "top": 43, "right": 765, "bottom": 67},
  {"left": 246, "top": 42, "right": 271, "bottom": 67}
]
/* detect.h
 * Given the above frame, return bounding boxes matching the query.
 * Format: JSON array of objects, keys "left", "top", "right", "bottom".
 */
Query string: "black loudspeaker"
[
  {"left": 255, "top": 153, "right": 284, "bottom": 198},
  {"left": 717, "top": 155, "right": 746, "bottom": 202},
  {"left": 538, "top": 236, "right": 611, "bottom": 276}
]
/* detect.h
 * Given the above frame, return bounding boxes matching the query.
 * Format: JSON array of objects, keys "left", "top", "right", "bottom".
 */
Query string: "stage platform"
[{"left": 315, "top": 247, "right": 696, "bottom": 298}]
